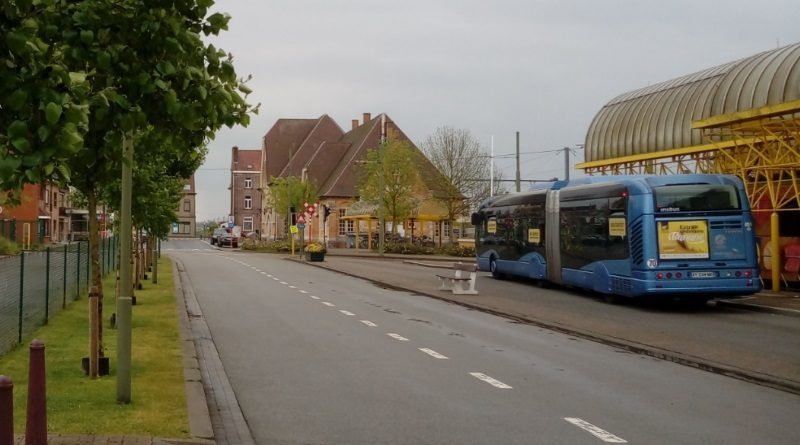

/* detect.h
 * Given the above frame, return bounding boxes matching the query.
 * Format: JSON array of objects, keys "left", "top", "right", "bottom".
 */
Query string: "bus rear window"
[{"left": 653, "top": 184, "right": 740, "bottom": 212}]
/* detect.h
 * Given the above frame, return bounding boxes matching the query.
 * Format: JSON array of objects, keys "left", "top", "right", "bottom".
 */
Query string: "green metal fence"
[{"left": 0, "top": 236, "right": 118, "bottom": 356}]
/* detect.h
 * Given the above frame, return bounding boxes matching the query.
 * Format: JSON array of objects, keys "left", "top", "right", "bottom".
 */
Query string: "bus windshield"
[{"left": 653, "top": 184, "right": 740, "bottom": 213}]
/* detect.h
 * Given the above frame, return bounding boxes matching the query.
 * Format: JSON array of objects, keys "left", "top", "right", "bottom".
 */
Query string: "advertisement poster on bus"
[{"left": 657, "top": 220, "right": 709, "bottom": 259}]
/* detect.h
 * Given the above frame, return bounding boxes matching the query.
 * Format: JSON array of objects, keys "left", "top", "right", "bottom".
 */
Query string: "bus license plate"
[{"left": 691, "top": 271, "right": 717, "bottom": 279}]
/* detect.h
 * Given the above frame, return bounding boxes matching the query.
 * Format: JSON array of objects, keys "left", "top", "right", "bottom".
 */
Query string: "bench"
[{"left": 436, "top": 262, "right": 479, "bottom": 295}]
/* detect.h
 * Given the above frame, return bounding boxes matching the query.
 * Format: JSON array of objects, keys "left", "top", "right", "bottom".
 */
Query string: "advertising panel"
[{"left": 657, "top": 220, "right": 709, "bottom": 259}]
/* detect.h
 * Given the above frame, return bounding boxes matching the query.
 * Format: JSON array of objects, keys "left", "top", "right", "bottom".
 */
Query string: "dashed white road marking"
[
  {"left": 260, "top": 272, "right": 267, "bottom": 275},
  {"left": 469, "top": 372, "right": 512, "bottom": 389},
  {"left": 387, "top": 333, "right": 409, "bottom": 341},
  {"left": 280, "top": 281, "right": 288, "bottom": 285},
  {"left": 310, "top": 296, "right": 320, "bottom": 300},
  {"left": 360, "top": 320, "right": 377, "bottom": 327},
  {"left": 564, "top": 418, "right": 627, "bottom": 443},
  {"left": 419, "top": 348, "right": 449, "bottom": 359},
  {"left": 339, "top": 310, "right": 355, "bottom": 316},
  {"left": 288, "top": 285, "right": 297, "bottom": 289},
  {"left": 267, "top": 274, "right": 273, "bottom": 278},
  {"left": 321, "top": 302, "right": 335, "bottom": 307},
  {"left": 299, "top": 290, "right": 308, "bottom": 294},
  {"left": 272, "top": 277, "right": 279, "bottom": 281}
]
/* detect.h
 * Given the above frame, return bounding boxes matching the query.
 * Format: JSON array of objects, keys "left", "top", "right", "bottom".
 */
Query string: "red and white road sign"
[{"left": 297, "top": 214, "right": 306, "bottom": 224}]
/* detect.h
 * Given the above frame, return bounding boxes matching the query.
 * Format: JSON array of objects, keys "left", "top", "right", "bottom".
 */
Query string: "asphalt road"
[
  {"left": 314, "top": 256, "right": 800, "bottom": 388},
  {"left": 166, "top": 239, "right": 800, "bottom": 444}
]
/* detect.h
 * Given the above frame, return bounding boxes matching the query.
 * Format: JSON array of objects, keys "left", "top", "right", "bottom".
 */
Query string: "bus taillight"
[
  {"left": 657, "top": 272, "right": 664, "bottom": 280},
  {"left": 744, "top": 271, "right": 752, "bottom": 278}
]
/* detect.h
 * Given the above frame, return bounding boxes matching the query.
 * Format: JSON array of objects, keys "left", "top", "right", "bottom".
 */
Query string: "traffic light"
[{"left": 323, "top": 205, "right": 332, "bottom": 221}]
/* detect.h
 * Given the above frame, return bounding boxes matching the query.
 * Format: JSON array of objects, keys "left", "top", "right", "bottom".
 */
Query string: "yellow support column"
[
  {"left": 771, "top": 212, "right": 781, "bottom": 292},
  {"left": 354, "top": 220, "right": 360, "bottom": 250}
]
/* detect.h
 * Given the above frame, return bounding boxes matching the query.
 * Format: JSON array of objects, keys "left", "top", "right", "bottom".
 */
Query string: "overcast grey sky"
[{"left": 196, "top": 0, "right": 800, "bottom": 221}]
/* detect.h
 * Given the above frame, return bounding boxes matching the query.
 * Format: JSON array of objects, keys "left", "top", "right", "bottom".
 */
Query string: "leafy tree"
[
  {"left": 268, "top": 176, "right": 318, "bottom": 237},
  {"left": 0, "top": 0, "right": 89, "bottom": 201},
  {"left": 4, "top": 0, "right": 257, "bottom": 372},
  {"left": 420, "top": 126, "right": 506, "bottom": 242},
  {"left": 358, "top": 139, "right": 424, "bottom": 236}
]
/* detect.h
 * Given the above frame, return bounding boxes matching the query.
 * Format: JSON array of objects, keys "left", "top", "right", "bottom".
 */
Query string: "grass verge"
[{"left": 0, "top": 257, "right": 189, "bottom": 437}]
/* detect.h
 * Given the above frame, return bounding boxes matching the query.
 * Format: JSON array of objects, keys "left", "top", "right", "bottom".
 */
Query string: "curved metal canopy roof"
[{"left": 584, "top": 42, "right": 800, "bottom": 163}]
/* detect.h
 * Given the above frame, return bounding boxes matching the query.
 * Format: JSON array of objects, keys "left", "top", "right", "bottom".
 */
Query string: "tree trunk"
[{"left": 87, "top": 189, "right": 104, "bottom": 375}]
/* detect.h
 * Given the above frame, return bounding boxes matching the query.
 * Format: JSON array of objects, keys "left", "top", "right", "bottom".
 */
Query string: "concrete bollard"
[
  {"left": 0, "top": 375, "right": 13, "bottom": 445},
  {"left": 25, "top": 339, "right": 47, "bottom": 445}
]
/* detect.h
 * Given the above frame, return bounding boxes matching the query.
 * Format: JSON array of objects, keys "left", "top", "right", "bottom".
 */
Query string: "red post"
[
  {"left": 25, "top": 339, "right": 47, "bottom": 445},
  {"left": 0, "top": 375, "right": 13, "bottom": 445}
]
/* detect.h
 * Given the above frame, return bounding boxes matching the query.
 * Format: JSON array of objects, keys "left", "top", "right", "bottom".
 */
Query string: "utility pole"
[
  {"left": 516, "top": 132, "right": 521, "bottom": 192},
  {"left": 378, "top": 116, "right": 386, "bottom": 257},
  {"left": 117, "top": 132, "right": 133, "bottom": 403},
  {"left": 564, "top": 147, "right": 570, "bottom": 181}
]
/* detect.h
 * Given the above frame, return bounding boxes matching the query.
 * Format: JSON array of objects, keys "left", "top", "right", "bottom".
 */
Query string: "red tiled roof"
[
  {"left": 233, "top": 149, "right": 261, "bottom": 171},
  {"left": 262, "top": 113, "right": 456, "bottom": 200}
]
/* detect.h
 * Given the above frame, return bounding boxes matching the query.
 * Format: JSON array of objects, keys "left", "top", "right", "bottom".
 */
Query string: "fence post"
[
  {"left": 0, "top": 375, "right": 12, "bottom": 444},
  {"left": 62, "top": 244, "right": 68, "bottom": 308},
  {"left": 18, "top": 251, "right": 25, "bottom": 344},
  {"left": 45, "top": 247, "right": 51, "bottom": 324},
  {"left": 76, "top": 241, "right": 81, "bottom": 299},
  {"left": 25, "top": 339, "right": 47, "bottom": 445},
  {"left": 10, "top": 218, "right": 15, "bottom": 242}
]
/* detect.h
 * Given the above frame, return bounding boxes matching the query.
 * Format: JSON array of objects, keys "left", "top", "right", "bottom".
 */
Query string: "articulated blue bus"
[{"left": 471, "top": 174, "right": 761, "bottom": 301}]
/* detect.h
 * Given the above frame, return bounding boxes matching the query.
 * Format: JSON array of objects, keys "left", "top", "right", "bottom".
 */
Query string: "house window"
[
  {"left": 183, "top": 199, "right": 191, "bottom": 212},
  {"left": 244, "top": 177, "right": 252, "bottom": 189},
  {"left": 338, "top": 209, "right": 353, "bottom": 235},
  {"left": 244, "top": 195, "right": 252, "bottom": 209},
  {"left": 179, "top": 222, "right": 191, "bottom": 234},
  {"left": 435, "top": 221, "right": 451, "bottom": 238},
  {"left": 243, "top": 217, "right": 254, "bottom": 232}
]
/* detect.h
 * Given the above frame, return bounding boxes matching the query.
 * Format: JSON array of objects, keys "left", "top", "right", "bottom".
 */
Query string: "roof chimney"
[
  {"left": 352, "top": 119, "right": 359, "bottom": 130},
  {"left": 232, "top": 146, "right": 239, "bottom": 164},
  {"left": 362, "top": 113, "right": 371, "bottom": 124}
]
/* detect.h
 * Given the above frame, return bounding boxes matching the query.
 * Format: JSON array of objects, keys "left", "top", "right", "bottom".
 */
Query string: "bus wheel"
[{"left": 490, "top": 257, "right": 504, "bottom": 279}]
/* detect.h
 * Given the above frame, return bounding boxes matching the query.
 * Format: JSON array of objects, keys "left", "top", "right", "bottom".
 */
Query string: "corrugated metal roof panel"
[{"left": 585, "top": 42, "right": 800, "bottom": 163}]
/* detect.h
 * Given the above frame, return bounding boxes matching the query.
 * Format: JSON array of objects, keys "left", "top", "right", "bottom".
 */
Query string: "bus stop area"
[{"left": 296, "top": 248, "right": 800, "bottom": 395}]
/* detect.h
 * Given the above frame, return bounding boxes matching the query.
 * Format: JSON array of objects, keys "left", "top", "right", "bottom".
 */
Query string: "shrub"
[
  {"left": 0, "top": 236, "right": 20, "bottom": 255},
  {"left": 241, "top": 239, "right": 293, "bottom": 253}
]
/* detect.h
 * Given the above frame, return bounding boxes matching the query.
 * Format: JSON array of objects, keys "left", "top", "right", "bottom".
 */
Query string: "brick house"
[
  {"left": 1, "top": 182, "right": 66, "bottom": 245},
  {"left": 259, "top": 112, "right": 457, "bottom": 245},
  {"left": 172, "top": 175, "right": 197, "bottom": 237},
  {"left": 229, "top": 147, "right": 262, "bottom": 235}
]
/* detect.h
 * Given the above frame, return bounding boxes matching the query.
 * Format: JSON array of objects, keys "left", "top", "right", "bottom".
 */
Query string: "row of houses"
[
  {"left": 0, "top": 182, "right": 105, "bottom": 245},
  {"left": 228, "top": 112, "right": 461, "bottom": 246}
]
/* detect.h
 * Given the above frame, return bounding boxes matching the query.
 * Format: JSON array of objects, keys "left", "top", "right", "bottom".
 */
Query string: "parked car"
[
  {"left": 211, "top": 228, "right": 227, "bottom": 246},
  {"left": 219, "top": 230, "right": 239, "bottom": 248}
]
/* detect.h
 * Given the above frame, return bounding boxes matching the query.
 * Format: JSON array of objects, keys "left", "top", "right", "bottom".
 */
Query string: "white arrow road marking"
[
  {"left": 387, "top": 333, "right": 409, "bottom": 341},
  {"left": 469, "top": 372, "right": 512, "bottom": 389},
  {"left": 360, "top": 320, "right": 377, "bottom": 327},
  {"left": 419, "top": 348, "right": 448, "bottom": 359},
  {"left": 339, "top": 310, "right": 355, "bottom": 316},
  {"left": 564, "top": 418, "right": 627, "bottom": 443}
]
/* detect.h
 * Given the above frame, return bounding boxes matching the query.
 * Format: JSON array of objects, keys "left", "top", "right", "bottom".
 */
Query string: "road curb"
[{"left": 714, "top": 298, "right": 800, "bottom": 318}]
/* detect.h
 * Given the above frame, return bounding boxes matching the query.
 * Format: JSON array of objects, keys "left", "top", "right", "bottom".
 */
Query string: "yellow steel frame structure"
[{"left": 577, "top": 99, "right": 800, "bottom": 291}]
